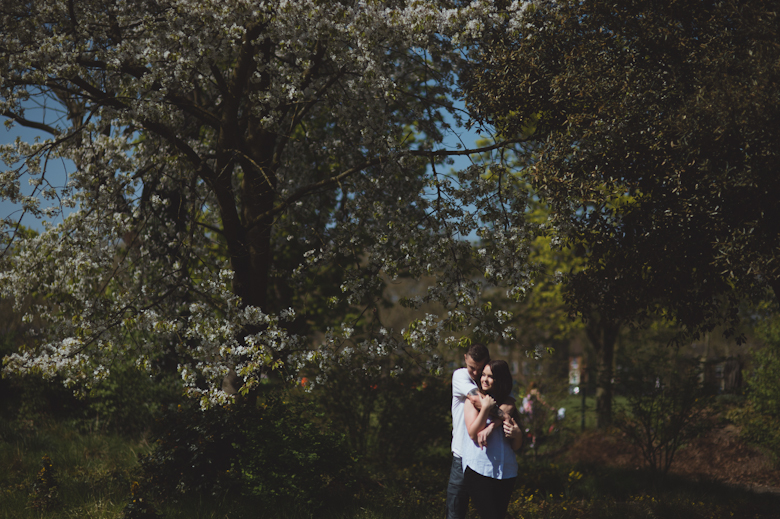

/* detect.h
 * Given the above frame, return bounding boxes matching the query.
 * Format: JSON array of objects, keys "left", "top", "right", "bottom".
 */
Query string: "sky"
[{"left": 1, "top": 107, "right": 75, "bottom": 233}]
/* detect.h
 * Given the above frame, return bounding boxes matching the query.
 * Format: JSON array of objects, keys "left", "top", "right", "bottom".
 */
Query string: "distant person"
[
  {"left": 462, "top": 360, "right": 523, "bottom": 519},
  {"left": 521, "top": 381, "right": 551, "bottom": 448},
  {"left": 521, "top": 381, "right": 544, "bottom": 414},
  {"left": 447, "top": 343, "right": 490, "bottom": 519}
]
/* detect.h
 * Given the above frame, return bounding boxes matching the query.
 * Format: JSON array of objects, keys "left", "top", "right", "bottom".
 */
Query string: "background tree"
[
  {"left": 0, "top": 1, "right": 532, "bottom": 404},
  {"left": 463, "top": 0, "right": 780, "bottom": 343},
  {"left": 462, "top": 0, "right": 780, "bottom": 423},
  {"left": 473, "top": 143, "right": 621, "bottom": 426}
]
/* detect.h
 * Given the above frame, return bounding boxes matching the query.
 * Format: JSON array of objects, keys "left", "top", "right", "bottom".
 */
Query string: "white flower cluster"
[{"left": 1, "top": 0, "right": 536, "bottom": 407}]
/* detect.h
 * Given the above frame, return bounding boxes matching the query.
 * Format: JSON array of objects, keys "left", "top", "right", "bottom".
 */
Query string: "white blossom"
[{"left": 1, "top": 0, "right": 535, "bottom": 406}]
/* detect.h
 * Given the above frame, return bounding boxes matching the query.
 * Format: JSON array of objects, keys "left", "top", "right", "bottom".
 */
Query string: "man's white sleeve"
[{"left": 452, "top": 368, "right": 474, "bottom": 401}]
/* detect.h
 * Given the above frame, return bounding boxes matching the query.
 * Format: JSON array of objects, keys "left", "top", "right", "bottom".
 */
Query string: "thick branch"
[
  {"left": 225, "top": 23, "right": 266, "bottom": 121},
  {"left": 257, "top": 158, "right": 385, "bottom": 222},
  {"left": 257, "top": 140, "right": 523, "bottom": 223},
  {"left": 74, "top": 58, "right": 221, "bottom": 128},
  {"left": 410, "top": 139, "right": 524, "bottom": 157},
  {"left": 1, "top": 111, "right": 59, "bottom": 136}
]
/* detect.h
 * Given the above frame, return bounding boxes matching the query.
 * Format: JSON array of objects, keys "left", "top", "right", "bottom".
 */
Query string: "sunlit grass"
[{"left": 0, "top": 417, "right": 150, "bottom": 519}]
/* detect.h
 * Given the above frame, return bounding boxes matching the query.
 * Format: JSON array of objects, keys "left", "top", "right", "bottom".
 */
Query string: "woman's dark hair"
[{"left": 483, "top": 360, "right": 513, "bottom": 404}]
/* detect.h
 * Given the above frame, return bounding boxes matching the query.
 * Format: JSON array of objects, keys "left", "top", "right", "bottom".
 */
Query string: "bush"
[
  {"left": 85, "top": 364, "right": 181, "bottom": 436},
  {"left": 370, "top": 374, "right": 452, "bottom": 466},
  {"left": 28, "top": 454, "right": 59, "bottom": 511},
  {"left": 2, "top": 334, "right": 180, "bottom": 437},
  {"left": 614, "top": 348, "right": 710, "bottom": 474},
  {"left": 136, "top": 389, "right": 358, "bottom": 512},
  {"left": 728, "top": 402, "right": 780, "bottom": 465},
  {"left": 241, "top": 392, "right": 358, "bottom": 509},
  {"left": 137, "top": 402, "right": 241, "bottom": 500},
  {"left": 730, "top": 314, "right": 780, "bottom": 464},
  {"left": 312, "top": 360, "right": 452, "bottom": 469}
]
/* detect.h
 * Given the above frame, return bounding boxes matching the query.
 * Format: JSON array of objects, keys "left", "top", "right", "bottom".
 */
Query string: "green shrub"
[
  {"left": 728, "top": 402, "right": 780, "bottom": 465},
  {"left": 137, "top": 390, "right": 358, "bottom": 512},
  {"left": 2, "top": 343, "right": 180, "bottom": 438},
  {"left": 730, "top": 313, "right": 780, "bottom": 464},
  {"left": 122, "top": 480, "right": 161, "bottom": 519},
  {"left": 137, "top": 402, "right": 240, "bottom": 500},
  {"left": 749, "top": 317, "right": 780, "bottom": 415},
  {"left": 241, "top": 393, "right": 358, "bottom": 509},
  {"left": 369, "top": 374, "right": 451, "bottom": 466},
  {"left": 28, "top": 454, "right": 59, "bottom": 511},
  {"left": 85, "top": 364, "right": 181, "bottom": 436},
  {"left": 614, "top": 348, "right": 710, "bottom": 474},
  {"left": 312, "top": 361, "right": 452, "bottom": 469}
]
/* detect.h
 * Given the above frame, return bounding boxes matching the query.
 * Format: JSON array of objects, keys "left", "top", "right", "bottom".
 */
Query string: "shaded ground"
[{"left": 559, "top": 422, "right": 780, "bottom": 493}]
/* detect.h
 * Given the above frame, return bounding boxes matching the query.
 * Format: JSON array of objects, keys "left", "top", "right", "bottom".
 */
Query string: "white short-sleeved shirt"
[
  {"left": 451, "top": 367, "right": 477, "bottom": 457},
  {"left": 461, "top": 417, "right": 519, "bottom": 480}
]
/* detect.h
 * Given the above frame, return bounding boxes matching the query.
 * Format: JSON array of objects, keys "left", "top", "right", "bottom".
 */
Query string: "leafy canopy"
[
  {"left": 0, "top": 0, "right": 534, "bottom": 405},
  {"left": 464, "top": 0, "right": 780, "bottom": 339}
]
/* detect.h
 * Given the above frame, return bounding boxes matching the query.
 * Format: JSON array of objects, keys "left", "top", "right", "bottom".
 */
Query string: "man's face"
[{"left": 464, "top": 354, "right": 487, "bottom": 383}]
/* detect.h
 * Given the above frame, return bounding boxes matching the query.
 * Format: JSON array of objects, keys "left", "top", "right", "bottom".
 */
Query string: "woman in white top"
[{"left": 462, "top": 360, "right": 523, "bottom": 519}]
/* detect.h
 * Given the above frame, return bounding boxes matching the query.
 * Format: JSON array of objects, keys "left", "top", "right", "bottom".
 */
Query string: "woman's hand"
[
  {"left": 478, "top": 393, "right": 496, "bottom": 411},
  {"left": 503, "top": 417, "right": 522, "bottom": 440}
]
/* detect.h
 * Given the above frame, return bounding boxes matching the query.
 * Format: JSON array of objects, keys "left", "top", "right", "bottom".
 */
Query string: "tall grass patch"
[{"left": 0, "top": 418, "right": 151, "bottom": 519}]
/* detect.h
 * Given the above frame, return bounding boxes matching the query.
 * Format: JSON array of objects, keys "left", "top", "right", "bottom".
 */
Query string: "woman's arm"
[{"left": 465, "top": 393, "right": 496, "bottom": 442}]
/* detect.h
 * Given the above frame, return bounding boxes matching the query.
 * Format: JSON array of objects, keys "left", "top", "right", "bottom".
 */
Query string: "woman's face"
[{"left": 481, "top": 364, "right": 494, "bottom": 392}]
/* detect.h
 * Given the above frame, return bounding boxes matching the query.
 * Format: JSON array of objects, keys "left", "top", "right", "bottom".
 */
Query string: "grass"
[
  {"left": 2, "top": 416, "right": 779, "bottom": 519},
  {"left": 0, "top": 416, "right": 150, "bottom": 519},
  {"left": 506, "top": 460, "right": 780, "bottom": 519},
  {"left": 555, "top": 394, "right": 629, "bottom": 432}
]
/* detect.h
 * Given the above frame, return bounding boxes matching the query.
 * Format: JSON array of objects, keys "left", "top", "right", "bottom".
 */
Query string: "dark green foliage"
[
  {"left": 370, "top": 374, "right": 451, "bottom": 467},
  {"left": 241, "top": 393, "right": 357, "bottom": 509},
  {"left": 137, "top": 402, "right": 240, "bottom": 500},
  {"left": 132, "top": 361, "right": 451, "bottom": 511},
  {"left": 85, "top": 364, "right": 181, "bottom": 436},
  {"left": 1, "top": 327, "right": 85, "bottom": 425},
  {"left": 614, "top": 349, "right": 710, "bottom": 473},
  {"left": 464, "top": 0, "right": 780, "bottom": 339},
  {"left": 4, "top": 412, "right": 780, "bottom": 518},
  {"left": 2, "top": 299, "right": 181, "bottom": 437},
  {"left": 509, "top": 458, "right": 780, "bottom": 518},
  {"left": 312, "top": 363, "right": 451, "bottom": 468},
  {"left": 732, "top": 402, "right": 780, "bottom": 466},
  {"left": 122, "top": 481, "right": 161, "bottom": 519},
  {"left": 731, "top": 314, "right": 780, "bottom": 463},
  {"left": 136, "top": 391, "right": 357, "bottom": 512},
  {"left": 1, "top": 363, "right": 180, "bottom": 437},
  {"left": 748, "top": 316, "right": 780, "bottom": 417},
  {"left": 743, "top": 344, "right": 780, "bottom": 461}
]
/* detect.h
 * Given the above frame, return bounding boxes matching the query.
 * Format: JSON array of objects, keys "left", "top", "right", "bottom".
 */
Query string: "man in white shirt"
[{"left": 447, "top": 343, "right": 490, "bottom": 519}]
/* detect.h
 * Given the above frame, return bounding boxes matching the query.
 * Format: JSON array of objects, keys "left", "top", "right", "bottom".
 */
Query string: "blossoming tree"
[{"left": 1, "top": 0, "right": 533, "bottom": 406}]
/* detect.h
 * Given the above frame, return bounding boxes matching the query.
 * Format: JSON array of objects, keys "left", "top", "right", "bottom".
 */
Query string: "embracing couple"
[{"left": 447, "top": 343, "right": 523, "bottom": 519}]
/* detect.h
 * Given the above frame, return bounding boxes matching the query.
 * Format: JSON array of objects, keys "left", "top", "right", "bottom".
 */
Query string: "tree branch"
[
  {"left": 74, "top": 58, "right": 221, "bottom": 128},
  {"left": 1, "top": 111, "right": 59, "bottom": 136},
  {"left": 410, "top": 139, "right": 524, "bottom": 158},
  {"left": 256, "top": 158, "right": 385, "bottom": 222}
]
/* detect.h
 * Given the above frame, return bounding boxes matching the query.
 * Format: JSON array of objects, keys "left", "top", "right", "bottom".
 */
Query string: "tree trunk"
[
  {"left": 219, "top": 130, "right": 278, "bottom": 394},
  {"left": 585, "top": 315, "right": 619, "bottom": 429}
]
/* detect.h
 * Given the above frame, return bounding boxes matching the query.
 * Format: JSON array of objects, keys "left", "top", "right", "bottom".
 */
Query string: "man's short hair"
[{"left": 466, "top": 343, "right": 490, "bottom": 363}]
